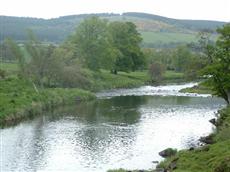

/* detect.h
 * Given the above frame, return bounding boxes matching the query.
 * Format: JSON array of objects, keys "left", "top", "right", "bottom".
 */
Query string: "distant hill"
[{"left": 0, "top": 12, "right": 226, "bottom": 47}]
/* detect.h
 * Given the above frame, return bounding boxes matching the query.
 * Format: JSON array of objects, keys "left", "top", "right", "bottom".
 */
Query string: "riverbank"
[
  {"left": 0, "top": 62, "right": 185, "bottom": 126},
  {"left": 157, "top": 106, "right": 230, "bottom": 172},
  {"left": 0, "top": 78, "right": 95, "bottom": 126},
  {"left": 108, "top": 106, "right": 230, "bottom": 172},
  {"left": 179, "top": 81, "right": 213, "bottom": 94}
]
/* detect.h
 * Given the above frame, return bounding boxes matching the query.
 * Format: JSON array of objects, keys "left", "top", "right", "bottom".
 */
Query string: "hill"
[{"left": 0, "top": 12, "right": 226, "bottom": 47}]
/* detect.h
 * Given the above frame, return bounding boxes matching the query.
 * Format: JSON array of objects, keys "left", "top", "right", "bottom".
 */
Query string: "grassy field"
[
  {"left": 84, "top": 69, "right": 185, "bottom": 91},
  {"left": 90, "top": 70, "right": 150, "bottom": 90},
  {"left": 141, "top": 31, "right": 197, "bottom": 44},
  {"left": 0, "top": 62, "right": 18, "bottom": 76},
  {"left": 0, "top": 62, "right": 185, "bottom": 90}
]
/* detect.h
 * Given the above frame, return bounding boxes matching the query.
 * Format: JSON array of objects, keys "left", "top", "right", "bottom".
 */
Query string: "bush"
[
  {"left": 0, "top": 69, "right": 6, "bottom": 79},
  {"left": 148, "top": 62, "right": 165, "bottom": 83},
  {"left": 58, "top": 65, "right": 91, "bottom": 89}
]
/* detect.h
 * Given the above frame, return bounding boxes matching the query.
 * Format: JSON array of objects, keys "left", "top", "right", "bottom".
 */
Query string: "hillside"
[{"left": 0, "top": 12, "right": 226, "bottom": 47}]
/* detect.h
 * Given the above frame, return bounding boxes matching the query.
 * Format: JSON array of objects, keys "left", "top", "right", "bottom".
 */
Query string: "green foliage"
[
  {"left": 71, "top": 16, "right": 115, "bottom": 70},
  {"left": 109, "top": 21, "right": 145, "bottom": 72},
  {"left": 57, "top": 64, "right": 91, "bottom": 89},
  {"left": 184, "top": 55, "right": 207, "bottom": 80},
  {"left": 143, "top": 46, "right": 203, "bottom": 81},
  {"left": 173, "top": 46, "right": 192, "bottom": 72},
  {"left": 70, "top": 17, "right": 145, "bottom": 72},
  {"left": 144, "top": 48, "right": 175, "bottom": 70},
  {"left": 4, "top": 38, "right": 26, "bottom": 76},
  {"left": 201, "top": 24, "right": 230, "bottom": 104}
]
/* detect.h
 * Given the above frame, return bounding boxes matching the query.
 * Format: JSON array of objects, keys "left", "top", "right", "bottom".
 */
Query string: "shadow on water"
[{"left": 42, "top": 96, "right": 148, "bottom": 125}]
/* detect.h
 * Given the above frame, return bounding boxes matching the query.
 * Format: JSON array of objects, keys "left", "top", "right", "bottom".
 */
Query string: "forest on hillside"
[{"left": 0, "top": 12, "right": 225, "bottom": 47}]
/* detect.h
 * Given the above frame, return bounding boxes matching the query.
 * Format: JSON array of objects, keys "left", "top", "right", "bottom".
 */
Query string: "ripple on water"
[{"left": 0, "top": 83, "right": 225, "bottom": 172}]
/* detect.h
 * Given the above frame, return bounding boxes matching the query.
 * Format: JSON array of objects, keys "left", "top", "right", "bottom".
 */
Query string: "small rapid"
[{"left": 96, "top": 82, "right": 210, "bottom": 98}]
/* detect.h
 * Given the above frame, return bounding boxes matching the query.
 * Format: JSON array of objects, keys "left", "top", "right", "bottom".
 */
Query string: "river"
[{"left": 0, "top": 83, "right": 225, "bottom": 172}]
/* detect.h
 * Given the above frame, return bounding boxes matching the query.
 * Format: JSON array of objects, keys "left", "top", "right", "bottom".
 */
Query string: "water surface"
[{"left": 0, "top": 83, "right": 225, "bottom": 172}]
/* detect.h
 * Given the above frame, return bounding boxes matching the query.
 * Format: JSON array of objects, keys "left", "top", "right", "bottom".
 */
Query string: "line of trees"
[
  {"left": 70, "top": 16, "right": 145, "bottom": 73},
  {"left": 144, "top": 45, "right": 207, "bottom": 81},
  {"left": 1, "top": 16, "right": 229, "bottom": 104},
  {"left": 1, "top": 17, "right": 145, "bottom": 88}
]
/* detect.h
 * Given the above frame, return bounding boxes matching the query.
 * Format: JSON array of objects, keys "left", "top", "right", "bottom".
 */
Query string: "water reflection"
[{"left": 1, "top": 90, "right": 225, "bottom": 172}]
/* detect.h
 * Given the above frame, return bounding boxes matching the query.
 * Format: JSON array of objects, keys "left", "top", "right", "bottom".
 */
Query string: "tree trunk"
[{"left": 227, "top": 90, "right": 230, "bottom": 104}]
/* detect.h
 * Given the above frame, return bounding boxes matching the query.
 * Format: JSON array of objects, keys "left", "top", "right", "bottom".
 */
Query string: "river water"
[{"left": 0, "top": 83, "right": 225, "bottom": 172}]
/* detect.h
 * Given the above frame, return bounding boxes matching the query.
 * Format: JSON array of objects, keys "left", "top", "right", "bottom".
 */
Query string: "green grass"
[
  {"left": 158, "top": 140, "right": 230, "bottom": 172},
  {"left": 141, "top": 32, "right": 197, "bottom": 44},
  {"left": 0, "top": 62, "right": 19, "bottom": 75},
  {"left": 0, "top": 77, "right": 95, "bottom": 125},
  {"left": 88, "top": 70, "right": 185, "bottom": 91},
  {"left": 80, "top": 69, "right": 150, "bottom": 91},
  {"left": 163, "top": 71, "right": 184, "bottom": 81},
  {"left": 214, "top": 107, "right": 230, "bottom": 142}
]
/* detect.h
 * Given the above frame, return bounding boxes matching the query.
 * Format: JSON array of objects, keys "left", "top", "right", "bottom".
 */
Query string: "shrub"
[
  {"left": 0, "top": 69, "right": 6, "bottom": 79},
  {"left": 148, "top": 62, "right": 165, "bottom": 83}
]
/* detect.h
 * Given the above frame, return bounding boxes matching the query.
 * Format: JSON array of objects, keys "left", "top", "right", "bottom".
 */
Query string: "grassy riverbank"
[
  {"left": 0, "top": 77, "right": 95, "bottom": 126},
  {"left": 157, "top": 106, "right": 230, "bottom": 172},
  {"left": 0, "top": 62, "right": 184, "bottom": 125},
  {"left": 180, "top": 82, "right": 213, "bottom": 94}
]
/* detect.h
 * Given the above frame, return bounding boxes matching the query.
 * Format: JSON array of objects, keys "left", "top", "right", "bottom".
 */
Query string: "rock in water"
[{"left": 159, "top": 148, "right": 177, "bottom": 158}]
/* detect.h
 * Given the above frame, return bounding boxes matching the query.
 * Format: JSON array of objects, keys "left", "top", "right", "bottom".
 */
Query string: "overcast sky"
[{"left": 0, "top": 0, "right": 229, "bottom": 21}]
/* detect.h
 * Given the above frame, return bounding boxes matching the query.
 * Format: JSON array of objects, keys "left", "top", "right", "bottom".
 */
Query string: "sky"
[{"left": 0, "top": 0, "right": 229, "bottom": 21}]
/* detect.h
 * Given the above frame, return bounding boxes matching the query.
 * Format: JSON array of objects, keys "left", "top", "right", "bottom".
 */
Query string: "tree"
[
  {"left": 108, "top": 21, "right": 145, "bottom": 73},
  {"left": 143, "top": 48, "right": 174, "bottom": 70},
  {"left": 0, "top": 39, "right": 17, "bottom": 62},
  {"left": 149, "top": 62, "right": 165, "bottom": 83},
  {"left": 71, "top": 16, "right": 115, "bottom": 71},
  {"left": 202, "top": 24, "right": 230, "bottom": 104},
  {"left": 173, "top": 46, "right": 192, "bottom": 72},
  {"left": 25, "top": 32, "right": 56, "bottom": 87},
  {"left": 4, "top": 38, "right": 26, "bottom": 76}
]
